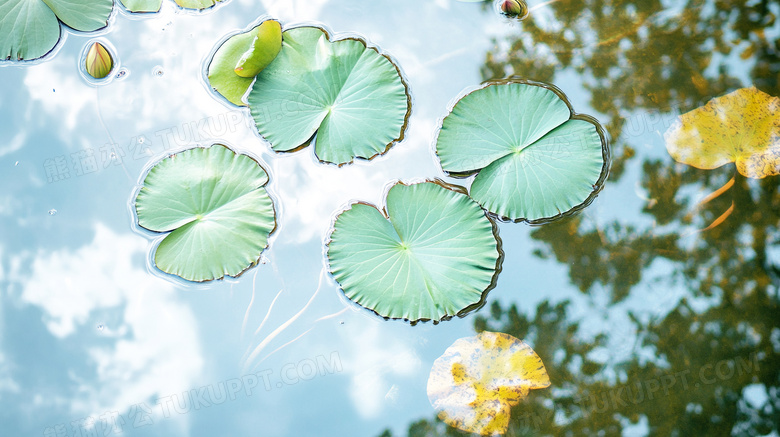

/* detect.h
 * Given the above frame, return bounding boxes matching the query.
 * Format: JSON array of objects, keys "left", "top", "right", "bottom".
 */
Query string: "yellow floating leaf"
[
  {"left": 427, "top": 332, "right": 550, "bottom": 436},
  {"left": 664, "top": 86, "right": 780, "bottom": 179},
  {"left": 234, "top": 20, "right": 282, "bottom": 78}
]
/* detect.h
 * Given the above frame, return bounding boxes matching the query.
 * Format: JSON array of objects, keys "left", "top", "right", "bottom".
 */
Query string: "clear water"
[{"left": 1, "top": 0, "right": 778, "bottom": 436}]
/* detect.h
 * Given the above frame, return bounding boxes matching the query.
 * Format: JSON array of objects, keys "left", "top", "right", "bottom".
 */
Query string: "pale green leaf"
[
  {"left": 470, "top": 119, "right": 604, "bottom": 221},
  {"left": 0, "top": 0, "right": 113, "bottom": 61},
  {"left": 135, "top": 144, "right": 276, "bottom": 282},
  {"left": 327, "top": 181, "right": 500, "bottom": 322},
  {"left": 41, "top": 0, "right": 113, "bottom": 32},
  {"left": 0, "top": 0, "right": 60, "bottom": 61},
  {"left": 436, "top": 82, "right": 608, "bottom": 222},
  {"left": 247, "top": 26, "right": 410, "bottom": 165}
]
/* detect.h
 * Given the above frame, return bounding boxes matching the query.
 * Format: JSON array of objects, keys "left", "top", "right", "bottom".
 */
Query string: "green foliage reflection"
[{"left": 381, "top": 0, "right": 780, "bottom": 435}]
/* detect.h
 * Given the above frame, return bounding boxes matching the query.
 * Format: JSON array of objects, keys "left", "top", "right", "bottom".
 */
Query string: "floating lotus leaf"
[
  {"left": 327, "top": 181, "right": 501, "bottom": 322},
  {"left": 247, "top": 26, "right": 410, "bottom": 165},
  {"left": 0, "top": 0, "right": 113, "bottom": 61},
  {"left": 427, "top": 332, "right": 551, "bottom": 435},
  {"left": 664, "top": 86, "right": 780, "bottom": 179},
  {"left": 436, "top": 81, "right": 609, "bottom": 223},
  {"left": 119, "top": 0, "right": 162, "bottom": 13},
  {"left": 207, "top": 20, "right": 283, "bottom": 106},
  {"left": 134, "top": 144, "right": 276, "bottom": 282},
  {"left": 174, "top": 0, "right": 225, "bottom": 10}
]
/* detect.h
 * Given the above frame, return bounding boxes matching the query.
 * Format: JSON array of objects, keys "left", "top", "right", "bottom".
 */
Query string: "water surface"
[{"left": 1, "top": 0, "right": 778, "bottom": 436}]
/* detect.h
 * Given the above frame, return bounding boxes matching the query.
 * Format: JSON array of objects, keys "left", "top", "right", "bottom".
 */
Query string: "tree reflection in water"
[{"left": 381, "top": 0, "right": 780, "bottom": 435}]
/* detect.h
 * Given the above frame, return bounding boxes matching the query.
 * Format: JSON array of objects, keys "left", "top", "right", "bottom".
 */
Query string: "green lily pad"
[
  {"left": 134, "top": 144, "right": 276, "bottom": 282},
  {"left": 327, "top": 181, "right": 502, "bottom": 322},
  {"left": 436, "top": 80, "right": 609, "bottom": 223},
  {"left": 247, "top": 26, "right": 411, "bottom": 165},
  {"left": 174, "top": 0, "right": 224, "bottom": 10},
  {"left": 207, "top": 20, "right": 282, "bottom": 106},
  {"left": 119, "top": 0, "right": 162, "bottom": 13},
  {"left": 1, "top": 0, "right": 113, "bottom": 61}
]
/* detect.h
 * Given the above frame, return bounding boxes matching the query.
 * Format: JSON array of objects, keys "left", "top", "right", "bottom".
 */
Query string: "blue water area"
[{"left": 0, "top": 0, "right": 778, "bottom": 436}]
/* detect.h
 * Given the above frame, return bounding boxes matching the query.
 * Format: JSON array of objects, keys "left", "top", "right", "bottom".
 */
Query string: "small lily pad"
[
  {"left": 119, "top": 0, "right": 162, "bottom": 13},
  {"left": 664, "top": 86, "right": 780, "bottom": 179},
  {"left": 1, "top": 0, "right": 113, "bottom": 61},
  {"left": 327, "top": 181, "right": 501, "bottom": 322},
  {"left": 427, "top": 332, "right": 551, "bottom": 435},
  {"left": 134, "top": 144, "right": 276, "bottom": 282},
  {"left": 247, "top": 26, "right": 411, "bottom": 165},
  {"left": 436, "top": 80, "right": 609, "bottom": 223},
  {"left": 207, "top": 20, "right": 282, "bottom": 106},
  {"left": 234, "top": 20, "right": 282, "bottom": 77}
]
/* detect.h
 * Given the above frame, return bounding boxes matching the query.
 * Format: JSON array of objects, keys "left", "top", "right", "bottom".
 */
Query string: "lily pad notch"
[
  {"left": 206, "top": 21, "right": 412, "bottom": 166},
  {"left": 326, "top": 180, "right": 503, "bottom": 323},
  {"left": 435, "top": 78, "right": 611, "bottom": 224},
  {"left": 134, "top": 143, "right": 277, "bottom": 282}
]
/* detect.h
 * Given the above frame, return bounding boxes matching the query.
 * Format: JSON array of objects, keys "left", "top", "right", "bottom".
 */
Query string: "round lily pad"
[
  {"left": 247, "top": 26, "right": 411, "bottom": 165},
  {"left": 436, "top": 80, "right": 610, "bottom": 223},
  {"left": 427, "top": 332, "right": 551, "bottom": 435},
  {"left": 327, "top": 181, "right": 502, "bottom": 323},
  {"left": 664, "top": 86, "right": 780, "bottom": 179},
  {"left": 1, "top": 0, "right": 113, "bottom": 61},
  {"left": 134, "top": 144, "right": 276, "bottom": 282}
]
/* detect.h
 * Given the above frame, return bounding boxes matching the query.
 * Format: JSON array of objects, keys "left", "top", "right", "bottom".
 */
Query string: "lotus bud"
[
  {"left": 500, "top": 0, "right": 528, "bottom": 19},
  {"left": 85, "top": 42, "right": 113, "bottom": 79}
]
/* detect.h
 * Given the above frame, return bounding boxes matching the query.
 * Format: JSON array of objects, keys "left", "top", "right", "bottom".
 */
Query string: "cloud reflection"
[
  {"left": 342, "top": 323, "right": 421, "bottom": 419},
  {"left": 13, "top": 223, "right": 203, "bottom": 418}
]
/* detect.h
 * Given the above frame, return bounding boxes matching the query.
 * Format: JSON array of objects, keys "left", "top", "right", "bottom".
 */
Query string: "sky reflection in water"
[{"left": 0, "top": 0, "right": 778, "bottom": 436}]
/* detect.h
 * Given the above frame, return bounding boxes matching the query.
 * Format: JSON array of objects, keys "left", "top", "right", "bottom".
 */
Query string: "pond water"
[{"left": 1, "top": 0, "right": 778, "bottom": 436}]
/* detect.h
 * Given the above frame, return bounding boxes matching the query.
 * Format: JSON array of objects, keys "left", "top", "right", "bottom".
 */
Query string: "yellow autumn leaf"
[
  {"left": 427, "top": 332, "right": 551, "bottom": 436},
  {"left": 664, "top": 86, "right": 780, "bottom": 179}
]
